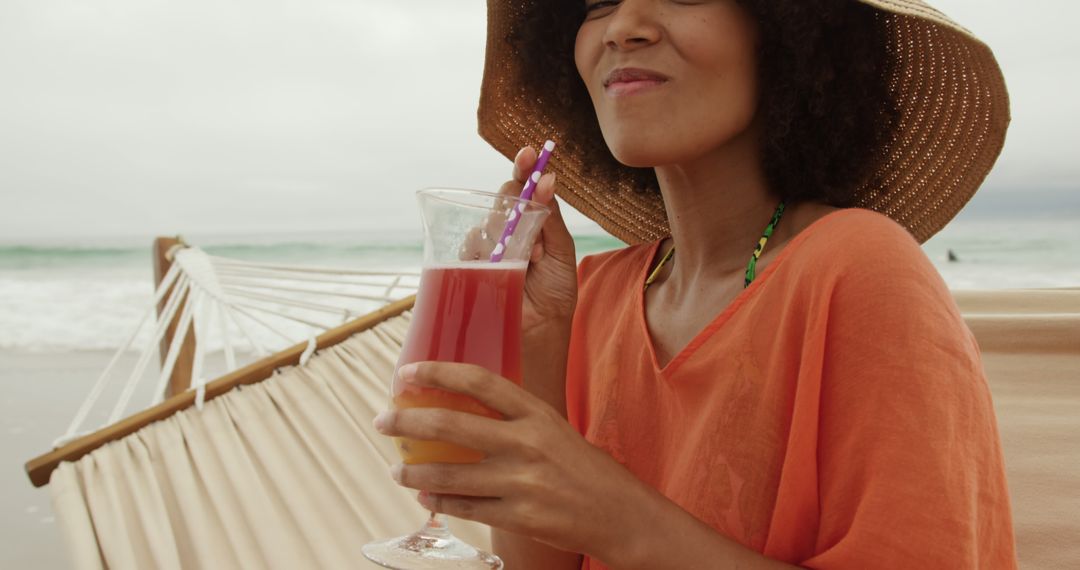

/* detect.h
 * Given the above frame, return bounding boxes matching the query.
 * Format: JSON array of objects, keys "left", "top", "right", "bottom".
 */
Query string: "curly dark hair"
[{"left": 510, "top": 0, "right": 899, "bottom": 207}]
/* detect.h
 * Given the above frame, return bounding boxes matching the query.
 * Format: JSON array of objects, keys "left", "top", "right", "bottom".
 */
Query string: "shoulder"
[
  {"left": 572, "top": 241, "right": 657, "bottom": 319},
  {"left": 577, "top": 241, "right": 657, "bottom": 289},
  {"left": 778, "top": 208, "right": 966, "bottom": 345},
  {"left": 784, "top": 207, "right": 941, "bottom": 290},
  {"left": 795, "top": 207, "right": 924, "bottom": 263}
]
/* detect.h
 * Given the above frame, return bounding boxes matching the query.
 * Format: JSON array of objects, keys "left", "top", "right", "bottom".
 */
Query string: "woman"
[{"left": 373, "top": 0, "right": 1016, "bottom": 567}]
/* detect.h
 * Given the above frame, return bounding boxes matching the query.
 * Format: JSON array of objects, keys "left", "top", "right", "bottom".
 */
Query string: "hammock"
[
  {"left": 53, "top": 238, "right": 420, "bottom": 448},
  {"left": 23, "top": 239, "right": 1080, "bottom": 569},
  {"left": 23, "top": 237, "right": 492, "bottom": 569},
  {"left": 49, "top": 310, "right": 491, "bottom": 569}
]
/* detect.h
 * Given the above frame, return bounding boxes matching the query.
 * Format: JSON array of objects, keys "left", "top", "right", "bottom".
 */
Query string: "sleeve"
[
  {"left": 565, "top": 245, "right": 643, "bottom": 436},
  {"left": 565, "top": 252, "right": 602, "bottom": 436},
  {"left": 801, "top": 221, "right": 1017, "bottom": 569}
]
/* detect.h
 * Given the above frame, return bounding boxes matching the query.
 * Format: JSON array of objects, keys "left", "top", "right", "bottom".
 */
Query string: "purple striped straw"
[{"left": 490, "top": 140, "right": 555, "bottom": 262}]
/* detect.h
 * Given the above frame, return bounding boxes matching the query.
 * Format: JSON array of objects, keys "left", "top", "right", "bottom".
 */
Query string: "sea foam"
[{"left": 2, "top": 222, "right": 1078, "bottom": 351}]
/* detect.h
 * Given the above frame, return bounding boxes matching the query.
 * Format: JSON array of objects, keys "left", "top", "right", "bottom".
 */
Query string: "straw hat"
[{"left": 478, "top": 0, "right": 1010, "bottom": 244}]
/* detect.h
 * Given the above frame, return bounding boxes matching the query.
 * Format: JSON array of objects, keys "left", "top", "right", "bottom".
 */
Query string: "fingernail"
[
  {"left": 390, "top": 463, "right": 402, "bottom": 483},
  {"left": 397, "top": 363, "right": 418, "bottom": 383},
  {"left": 417, "top": 490, "right": 431, "bottom": 507},
  {"left": 373, "top": 411, "right": 390, "bottom": 431}
]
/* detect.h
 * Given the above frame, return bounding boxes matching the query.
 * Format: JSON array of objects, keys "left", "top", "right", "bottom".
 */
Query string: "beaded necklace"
[{"left": 644, "top": 201, "right": 787, "bottom": 291}]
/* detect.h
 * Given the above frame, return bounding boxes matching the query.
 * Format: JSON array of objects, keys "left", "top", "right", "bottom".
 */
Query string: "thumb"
[{"left": 532, "top": 173, "right": 576, "bottom": 265}]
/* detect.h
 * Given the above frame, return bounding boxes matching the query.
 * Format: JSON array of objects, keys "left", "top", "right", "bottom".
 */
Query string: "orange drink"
[
  {"left": 392, "top": 262, "right": 526, "bottom": 464},
  {"left": 363, "top": 183, "right": 551, "bottom": 568}
]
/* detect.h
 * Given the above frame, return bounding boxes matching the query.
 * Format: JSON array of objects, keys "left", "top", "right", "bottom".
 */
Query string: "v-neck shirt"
[{"left": 565, "top": 208, "right": 1016, "bottom": 568}]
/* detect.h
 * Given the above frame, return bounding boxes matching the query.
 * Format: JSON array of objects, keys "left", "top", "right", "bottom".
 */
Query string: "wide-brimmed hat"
[{"left": 478, "top": 0, "right": 1010, "bottom": 244}]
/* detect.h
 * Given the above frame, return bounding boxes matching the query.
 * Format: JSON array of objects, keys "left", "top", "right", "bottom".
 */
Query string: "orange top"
[{"left": 566, "top": 209, "right": 1016, "bottom": 569}]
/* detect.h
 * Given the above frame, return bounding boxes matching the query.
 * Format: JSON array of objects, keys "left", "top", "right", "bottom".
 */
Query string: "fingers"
[
  {"left": 398, "top": 361, "right": 534, "bottom": 419},
  {"left": 511, "top": 146, "right": 538, "bottom": 185},
  {"left": 497, "top": 177, "right": 523, "bottom": 198},
  {"left": 392, "top": 462, "right": 507, "bottom": 496},
  {"left": 419, "top": 492, "right": 505, "bottom": 527},
  {"left": 484, "top": 146, "right": 540, "bottom": 250},
  {"left": 533, "top": 171, "right": 557, "bottom": 206},
  {"left": 531, "top": 175, "right": 577, "bottom": 266},
  {"left": 459, "top": 226, "right": 493, "bottom": 261},
  {"left": 375, "top": 404, "right": 510, "bottom": 453}
]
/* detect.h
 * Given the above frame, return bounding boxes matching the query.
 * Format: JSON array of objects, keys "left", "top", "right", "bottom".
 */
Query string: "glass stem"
[{"left": 418, "top": 512, "right": 452, "bottom": 539}]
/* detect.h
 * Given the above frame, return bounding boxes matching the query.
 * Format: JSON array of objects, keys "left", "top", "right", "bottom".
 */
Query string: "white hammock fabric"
[
  {"left": 49, "top": 312, "right": 491, "bottom": 569},
  {"left": 57, "top": 246, "right": 419, "bottom": 449}
]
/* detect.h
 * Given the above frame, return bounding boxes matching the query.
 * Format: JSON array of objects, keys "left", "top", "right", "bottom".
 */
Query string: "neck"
[{"left": 653, "top": 125, "right": 779, "bottom": 287}]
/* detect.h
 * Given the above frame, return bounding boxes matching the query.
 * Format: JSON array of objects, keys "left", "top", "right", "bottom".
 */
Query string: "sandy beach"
[
  {"left": 4, "top": 289, "right": 1079, "bottom": 568},
  {"left": 2, "top": 350, "right": 126, "bottom": 569},
  {"left": 1, "top": 350, "right": 226, "bottom": 569},
  {"left": 953, "top": 289, "right": 1080, "bottom": 568}
]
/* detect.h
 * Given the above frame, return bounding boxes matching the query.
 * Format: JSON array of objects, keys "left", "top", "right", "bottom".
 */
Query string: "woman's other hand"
[{"left": 374, "top": 361, "right": 650, "bottom": 563}]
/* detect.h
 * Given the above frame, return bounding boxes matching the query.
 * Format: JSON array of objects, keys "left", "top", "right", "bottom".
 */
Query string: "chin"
[
  {"left": 602, "top": 115, "right": 758, "bottom": 170},
  {"left": 605, "top": 138, "right": 683, "bottom": 169},
  {"left": 601, "top": 130, "right": 672, "bottom": 169},
  {"left": 609, "top": 149, "right": 657, "bottom": 169}
]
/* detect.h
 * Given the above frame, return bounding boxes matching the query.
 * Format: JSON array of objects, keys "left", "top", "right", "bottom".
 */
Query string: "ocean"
[{"left": 1, "top": 216, "right": 1078, "bottom": 352}]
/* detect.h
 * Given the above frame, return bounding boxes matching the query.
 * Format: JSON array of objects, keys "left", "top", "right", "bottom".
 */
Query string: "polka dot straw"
[{"left": 490, "top": 139, "right": 555, "bottom": 262}]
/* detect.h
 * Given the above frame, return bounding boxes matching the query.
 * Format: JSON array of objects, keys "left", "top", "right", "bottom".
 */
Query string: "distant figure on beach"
[
  {"left": 376, "top": 1, "right": 1017, "bottom": 568},
  {"left": 949, "top": 248, "right": 960, "bottom": 262}
]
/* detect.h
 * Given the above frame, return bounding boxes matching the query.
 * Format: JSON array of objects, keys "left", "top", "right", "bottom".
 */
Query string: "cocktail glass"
[{"left": 362, "top": 188, "right": 549, "bottom": 569}]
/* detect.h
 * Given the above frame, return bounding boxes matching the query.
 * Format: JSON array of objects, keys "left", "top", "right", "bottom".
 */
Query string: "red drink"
[
  {"left": 392, "top": 262, "right": 526, "bottom": 464},
  {"left": 362, "top": 189, "right": 548, "bottom": 568}
]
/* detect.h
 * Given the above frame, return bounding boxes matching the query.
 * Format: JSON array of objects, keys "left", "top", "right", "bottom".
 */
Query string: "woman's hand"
[
  {"left": 374, "top": 361, "right": 653, "bottom": 561},
  {"left": 499, "top": 146, "right": 578, "bottom": 335},
  {"left": 490, "top": 146, "right": 579, "bottom": 414}
]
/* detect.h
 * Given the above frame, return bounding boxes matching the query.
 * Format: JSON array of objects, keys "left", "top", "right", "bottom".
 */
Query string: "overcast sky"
[{"left": 1, "top": 0, "right": 1076, "bottom": 243}]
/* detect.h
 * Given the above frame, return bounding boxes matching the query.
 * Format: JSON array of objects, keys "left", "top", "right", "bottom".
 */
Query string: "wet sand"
[
  {"left": 1, "top": 350, "right": 130, "bottom": 569},
  {"left": 2, "top": 350, "right": 230, "bottom": 569}
]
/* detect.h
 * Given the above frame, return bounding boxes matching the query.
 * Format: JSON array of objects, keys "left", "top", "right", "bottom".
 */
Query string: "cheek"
[
  {"left": 573, "top": 28, "right": 594, "bottom": 93},
  {"left": 685, "top": 29, "right": 760, "bottom": 127},
  {"left": 709, "top": 59, "right": 758, "bottom": 124}
]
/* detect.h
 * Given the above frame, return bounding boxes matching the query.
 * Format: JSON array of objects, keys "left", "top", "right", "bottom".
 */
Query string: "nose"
[{"left": 601, "top": 0, "right": 662, "bottom": 51}]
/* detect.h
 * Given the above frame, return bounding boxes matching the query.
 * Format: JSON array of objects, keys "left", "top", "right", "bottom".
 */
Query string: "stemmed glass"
[{"left": 362, "top": 188, "right": 550, "bottom": 569}]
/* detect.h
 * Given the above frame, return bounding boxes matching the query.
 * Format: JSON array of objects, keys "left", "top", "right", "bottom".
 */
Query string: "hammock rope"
[{"left": 55, "top": 245, "right": 419, "bottom": 448}]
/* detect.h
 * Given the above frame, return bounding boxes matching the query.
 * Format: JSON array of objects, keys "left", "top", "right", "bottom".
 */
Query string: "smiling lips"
[{"left": 603, "top": 67, "right": 669, "bottom": 96}]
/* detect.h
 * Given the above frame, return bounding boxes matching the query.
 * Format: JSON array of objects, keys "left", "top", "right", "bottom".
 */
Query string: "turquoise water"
[
  {"left": 0, "top": 221, "right": 1076, "bottom": 351},
  {"left": 0, "top": 234, "right": 626, "bottom": 271},
  {"left": 922, "top": 218, "right": 1080, "bottom": 289}
]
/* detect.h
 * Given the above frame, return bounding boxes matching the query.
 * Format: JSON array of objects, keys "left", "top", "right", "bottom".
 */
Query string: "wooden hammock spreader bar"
[
  {"left": 25, "top": 295, "right": 416, "bottom": 488},
  {"left": 154, "top": 236, "right": 196, "bottom": 399}
]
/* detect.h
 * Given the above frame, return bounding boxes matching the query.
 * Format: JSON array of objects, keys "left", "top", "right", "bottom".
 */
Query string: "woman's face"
[{"left": 574, "top": 0, "right": 760, "bottom": 168}]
